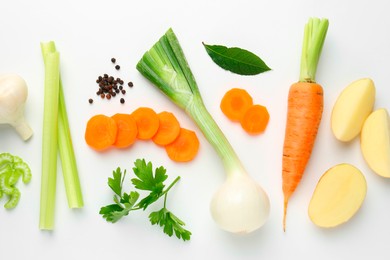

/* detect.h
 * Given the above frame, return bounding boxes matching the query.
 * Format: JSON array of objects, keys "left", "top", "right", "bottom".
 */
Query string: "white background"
[{"left": 1, "top": 0, "right": 389, "bottom": 259}]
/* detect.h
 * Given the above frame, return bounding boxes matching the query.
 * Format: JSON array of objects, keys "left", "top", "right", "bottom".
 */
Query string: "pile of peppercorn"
[{"left": 88, "top": 58, "right": 134, "bottom": 104}]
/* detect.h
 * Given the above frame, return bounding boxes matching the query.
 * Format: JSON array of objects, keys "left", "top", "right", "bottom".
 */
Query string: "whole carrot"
[{"left": 282, "top": 18, "right": 329, "bottom": 231}]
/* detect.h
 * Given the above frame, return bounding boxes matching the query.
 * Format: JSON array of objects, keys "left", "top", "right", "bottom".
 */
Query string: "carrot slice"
[
  {"left": 165, "top": 128, "right": 199, "bottom": 162},
  {"left": 85, "top": 114, "right": 117, "bottom": 151},
  {"left": 131, "top": 107, "right": 160, "bottom": 140},
  {"left": 111, "top": 113, "right": 138, "bottom": 148},
  {"left": 152, "top": 111, "right": 181, "bottom": 146},
  {"left": 220, "top": 88, "right": 253, "bottom": 121},
  {"left": 240, "top": 105, "right": 270, "bottom": 134}
]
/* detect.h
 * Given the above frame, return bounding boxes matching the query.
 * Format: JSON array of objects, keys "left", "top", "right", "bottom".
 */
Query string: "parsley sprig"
[{"left": 99, "top": 159, "right": 191, "bottom": 241}]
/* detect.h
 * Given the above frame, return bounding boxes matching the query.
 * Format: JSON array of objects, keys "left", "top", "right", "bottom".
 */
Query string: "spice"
[{"left": 91, "top": 59, "right": 134, "bottom": 104}]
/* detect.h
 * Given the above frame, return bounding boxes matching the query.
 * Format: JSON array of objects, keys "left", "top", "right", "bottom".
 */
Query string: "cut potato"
[
  {"left": 308, "top": 164, "right": 367, "bottom": 228},
  {"left": 361, "top": 108, "right": 390, "bottom": 178},
  {"left": 331, "top": 78, "right": 375, "bottom": 142}
]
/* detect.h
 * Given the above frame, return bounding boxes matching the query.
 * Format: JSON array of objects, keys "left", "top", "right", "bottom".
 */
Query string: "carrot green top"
[{"left": 299, "top": 18, "right": 329, "bottom": 83}]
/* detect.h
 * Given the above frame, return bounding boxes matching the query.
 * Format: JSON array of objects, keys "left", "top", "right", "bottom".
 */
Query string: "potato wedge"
[
  {"left": 361, "top": 108, "right": 390, "bottom": 178},
  {"left": 308, "top": 164, "right": 367, "bottom": 228},
  {"left": 331, "top": 78, "right": 375, "bottom": 142}
]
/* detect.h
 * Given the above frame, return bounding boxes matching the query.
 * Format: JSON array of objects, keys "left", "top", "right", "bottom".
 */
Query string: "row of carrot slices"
[{"left": 84, "top": 107, "right": 200, "bottom": 162}]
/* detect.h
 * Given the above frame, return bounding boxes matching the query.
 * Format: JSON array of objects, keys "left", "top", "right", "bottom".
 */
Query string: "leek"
[{"left": 137, "top": 29, "right": 270, "bottom": 234}]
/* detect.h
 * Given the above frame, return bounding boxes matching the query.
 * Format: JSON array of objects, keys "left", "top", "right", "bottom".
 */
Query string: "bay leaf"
[{"left": 203, "top": 43, "right": 271, "bottom": 76}]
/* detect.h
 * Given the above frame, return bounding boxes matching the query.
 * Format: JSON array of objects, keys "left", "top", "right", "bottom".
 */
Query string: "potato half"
[
  {"left": 361, "top": 108, "right": 390, "bottom": 178},
  {"left": 331, "top": 78, "right": 375, "bottom": 142},
  {"left": 308, "top": 164, "right": 367, "bottom": 228}
]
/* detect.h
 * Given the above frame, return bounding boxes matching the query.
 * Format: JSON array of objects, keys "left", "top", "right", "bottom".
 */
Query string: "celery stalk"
[
  {"left": 57, "top": 80, "right": 83, "bottom": 208},
  {"left": 40, "top": 50, "right": 60, "bottom": 230},
  {"left": 41, "top": 41, "right": 84, "bottom": 209}
]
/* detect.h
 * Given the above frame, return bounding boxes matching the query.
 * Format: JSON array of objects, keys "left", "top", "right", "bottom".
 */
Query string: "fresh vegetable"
[
  {"left": 220, "top": 88, "right": 270, "bottom": 135},
  {"left": 40, "top": 41, "right": 84, "bottom": 229},
  {"left": 152, "top": 111, "right": 181, "bottom": 146},
  {"left": 85, "top": 109, "right": 199, "bottom": 161},
  {"left": 137, "top": 28, "right": 270, "bottom": 233},
  {"left": 40, "top": 49, "right": 60, "bottom": 230},
  {"left": 131, "top": 107, "right": 160, "bottom": 140},
  {"left": 203, "top": 43, "right": 271, "bottom": 75},
  {"left": 111, "top": 113, "right": 138, "bottom": 148},
  {"left": 0, "top": 153, "right": 31, "bottom": 209},
  {"left": 220, "top": 88, "right": 253, "bottom": 122},
  {"left": 308, "top": 163, "right": 367, "bottom": 228},
  {"left": 361, "top": 108, "right": 390, "bottom": 178},
  {"left": 282, "top": 18, "right": 329, "bottom": 230},
  {"left": 165, "top": 128, "right": 199, "bottom": 162},
  {"left": 85, "top": 114, "right": 118, "bottom": 151},
  {"left": 0, "top": 74, "right": 33, "bottom": 140},
  {"left": 240, "top": 104, "right": 269, "bottom": 134},
  {"left": 99, "top": 159, "right": 191, "bottom": 241},
  {"left": 331, "top": 78, "right": 375, "bottom": 142}
]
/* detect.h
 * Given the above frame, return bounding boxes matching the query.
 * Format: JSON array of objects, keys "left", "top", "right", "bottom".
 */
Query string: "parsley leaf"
[
  {"left": 99, "top": 159, "right": 191, "bottom": 241},
  {"left": 131, "top": 159, "right": 168, "bottom": 210},
  {"left": 131, "top": 159, "right": 167, "bottom": 192},
  {"left": 149, "top": 208, "right": 192, "bottom": 241},
  {"left": 108, "top": 167, "right": 125, "bottom": 196}
]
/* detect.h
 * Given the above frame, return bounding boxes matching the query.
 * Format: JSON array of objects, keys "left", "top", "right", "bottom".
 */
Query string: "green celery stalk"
[
  {"left": 40, "top": 50, "right": 60, "bottom": 230},
  {"left": 41, "top": 41, "right": 84, "bottom": 209}
]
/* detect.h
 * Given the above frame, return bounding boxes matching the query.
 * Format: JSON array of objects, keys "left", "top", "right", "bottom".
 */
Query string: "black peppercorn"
[
  {"left": 120, "top": 98, "right": 125, "bottom": 104},
  {"left": 88, "top": 98, "right": 93, "bottom": 104},
  {"left": 115, "top": 65, "right": 120, "bottom": 70},
  {"left": 111, "top": 58, "right": 116, "bottom": 63}
]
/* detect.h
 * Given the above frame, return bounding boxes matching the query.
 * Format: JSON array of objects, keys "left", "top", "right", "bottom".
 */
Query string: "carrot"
[
  {"left": 282, "top": 18, "right": 329, "bottom": 231},
  {"left": 85, "top": 114, "right": 117, "bottom": 151},
  {"left": 152, "top": 111, "right": 181, "bottom": 146},
  {"left": 240, "top": 105, "right": 269, "bottom": 134},
  {"left": 131, "top": 107, "right": 160, "bottom": 140},
  {"left": 165, "top": 128, "right": 199, "bottom": 162},
  {"left": 220, "top": 88, "right": 253, "bottom": 121},
  {"left": 111, "top": 113, "right": 138, "bottom": 148}
]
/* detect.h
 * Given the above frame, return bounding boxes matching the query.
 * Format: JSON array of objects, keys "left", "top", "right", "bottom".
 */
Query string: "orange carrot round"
[
  {"left": 240, "top": 105, "right": 269, "bottom": 134},
  {"left": 152, "top": 111, "right": 181, "bottom": 146},
  {"left": 220, "top": 88, "right": 253, "bottom": 121},
  {"left": 85, "top": 114, "right": 117, "bottom": 151},
  {"left": 131, "top": 107, "right": 160, "bottom": 140},
  {"left": 111, "top": 113, "right": 138, "bottom": 148},
  {"left": 165, "top": 128, "right": 199, "bottom": 162}
]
